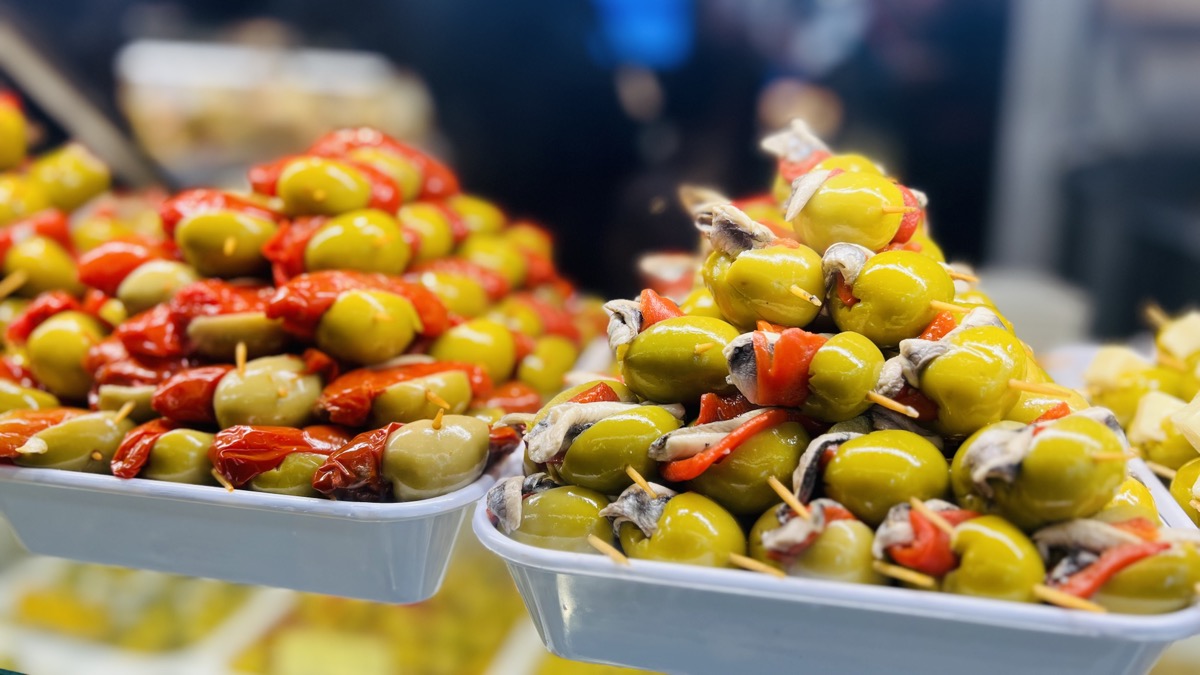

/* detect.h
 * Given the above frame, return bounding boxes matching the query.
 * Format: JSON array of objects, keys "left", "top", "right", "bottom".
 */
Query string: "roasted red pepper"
[
  {"left": 77, "top": 236, "right": 175, "bottom": 296},
  {"left": 890, "top": 184, "right": 924, "bottom": 246},
  {"left": 0, "top": 210, "right": 73, "bottom": 262},
  {"left": 5, "top": 292, "right": 84, "bottom": 344},
  {"left": 777, "top": 150, "right": 833, "bottom": 184},
  {"left": 0, "top": 356, "right": 39, "bottom": 389},
  {"left": 835, "top": 274, "right": 859, "bottom": 308},
  {"left": 306, "top": 127, "right": 460, "bottom": 200},
  {"left": 568, "top": 382, "right": 622, "bottom": 405},
  {"left": 0, "top": 408, "right": 86, "bottom": 458},
  {"left": 1033, "top": 401, "right": 1072, "bottom": 424},
  {"left": 489, "top": 425, "right": 523, "bottom": 460},
  {"left": 919, "top": 312, "right": 958, "bottom": 342},
  {"left": 406, "top": 258, "right": 510, "bottom": 302},
  {"left": 661, "top": 408, "right": 795, "bottom": 482},
  {"left": 639, "top": 289, "right": 684, "bottom": 330},
  {"left": 753, "top": 328, "right": 827, "bottom": 408},
  {"left": 695, "top": 392, "right": 757, "bottom": 425},
  {"left": 111, "top": 418, "right": 178, "bottom": 479},
  {"left": 159, "top": 188, "right": 280, "bottom": 238},
  {"left": 151, "top": 365, "right": 234, "bottom": 425},
  {"left": 114, "top": 305, "right": 187, "bottom": 359},
  {"left": 893, "top": 385, "right": 939, "bottom": 422},
  {"left": 887, "top": 508, "right": 979, "bottom": 578},
  {"left": 210, "top": 424, "right": 353, "bottom": 488},
  {"left": 311, "top": 423, "right": 402, "bottom": 501},
  {"left": 318, "top": 361, "right": 493, "bottom": 427},
  {"left": 267, "top": 270, "right": 449, "bottom": 340},
  {"left": 477, "top": 381, "right": 542, "bottom": 413},
  {"left": 766, "top": 503, "right": 858, "bottom": 563},
  {"left": 261, "top": 216, "right": 326, "bottom": 285},
  {"left": 1056, "top": 541, "right": 1171, "bottom": 599},
  {"left": 247, "top": 154, "right": 402, "bottom": 213}
]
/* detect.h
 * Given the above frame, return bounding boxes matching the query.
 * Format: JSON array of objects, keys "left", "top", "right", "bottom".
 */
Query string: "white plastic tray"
[
  {"left": 474, "top": 459, "right": 1200, "bottom": 675},
  {"left": 0, "top": 465, "right": 494, "bottom": 603}
]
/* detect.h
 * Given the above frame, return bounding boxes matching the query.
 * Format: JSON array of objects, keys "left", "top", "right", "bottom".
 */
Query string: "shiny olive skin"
[
  {"left": 620, "top": 316, "right": 739, "bottom": 404},
  {"left": 803, "top": 331, "right": 885, "bottom": 422},
  {"left": 0, "top": 380, "right": 58, "bottom": 413},
  {"left": 397, "top": 203, "right": 455, "bottom": 263},
  {"left": 1144, "top": 431, "right": 1200, "bottom": 471},
  {"left": 486, "top": 297, "right": 544, "bottom": 338},
  {"left": 904, "top": 228, "right": 946, "bottom": 263},
  {"left": 0, "top": 175, "right": 50, "bottom": 226},
  {"left": 1005, "top": 363, "right": 1089, "bottom": 424},
  {"left": 829, "top": 250, "right": 955, "bottom": 349},
  {"left": 942, "top": 515, "right": 1044, "bottom": 603},
  {"left": 316, "top": 290, "right": 420, "bottom": 365},
  {"left": 0, "top": 297, "right": 28, "bottom": 337},
  {"left": 1169, "top": 458, "right": 1200, "bottom": 527},
  {"left": 96, "top": 384, "right": 157, "bottom": 423},
  {"left": 558, "top": 406, "right": 681, "bottom": 493},
  {"left": 792, "top": 172, "right": 906, "bottom": 254},
  {"left": 5, "top": 236, "right": 84, "bottom": 297},
  {"left": 824, "top": 430, "right": 950, "bottom": 527},
  {"left": 213, "top": 355, "right": 322, "bottom": 429},
  {"left": 1092, "top": 367, "right": 1183, "bottom": 427},
  {"left": 457, "top": 234, "right": 528, "bottom": 288},
  {"left": 304, "top": 209, "right": 411, "bottom": 274},
  {"left": 346, "top": 147, "right": 421, "bottom": 200},
  {"left": 688, "top": 421, "right": 808, "bottom": 515},
  {"left": 248, "top": 452, "right": 325, "bottom": 497},
  {"left": 618, "top": 493, "right": 746, "bottom": 568},
  {"left": 13, "top": 411, "right": 135, "bottom": 473},
  {"left": 174, "top": 210, "right": 276, "bottom": 278},
  {"left": 117, "top": 261, "right": 200, "bottom": 315},
  {"left": 701, "top": 244, "right": 825, "bottom": 329},
  {"left": 1092, "top": 546, "right": 1200, "bottom": 615},
  {"left": 953, "top": 416, "right": 1126, "bottom": 530},
  {"left": 277, "top": 157, "right": 372, "bottom": 215},
  {"left": 414, "top": 270, "right": 489, "bottom": 318},
  {"left": 446, "top": 194, "right": 506, "bottom": 237},
  {"left": 371, "top": 370, "right": 473, "bottom": 426},
  {"left": 509, "top": 486, "right": 612, "bottom": 553},
  {"left": 382, "top": 415, "right": 490, "bottom": 500},
  {"left": 678, "top": 285, "right": 725, "bottom": 320},
  {"left": 1095, "top": 477, "right": 1159, "bottom": 524},
  {"left": 0, "top": 101, "right": 24, "bottom": 171},
  {"left": 429, "top": 318, "right": 517, "bottom": 383},
  {"left": 27, "top": 143, "right": 111, "bottom": 212},
  {"left": 187, "top": 312, "right": 288, "bottom": 362},
  {"left": 517, "top": 335, "right": 579, "bottom": 398},
  {"left": 142, "top": 429, "right": 216, "bottom": 485},
  {"left": 921, "top": 326, "right": 1029, "bottom": 437},
  {"left": 748, "top": 508, "right": 884, "bottom": 584},
  {"left": 26, "top": 311, "right": 106, "bottom": 400}
]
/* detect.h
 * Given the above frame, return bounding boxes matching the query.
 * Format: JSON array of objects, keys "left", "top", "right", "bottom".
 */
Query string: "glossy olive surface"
[
  {"left": 143, "top": 429, "right": 216, "bottom": 485},
  {"left": 26, "top": 311, "right": 106, "bottom": 401},
  {"left": 429, "top": 318, "right": 517, "bottom": 383},
  {"left": 213, "top": 355, "right": 322, "bottom": 429},
  {"left": 14, "top": 411, "right": 135, "bottom": 473},
  {"left": 1092, "top": 546, "right": 1200, "bottom": 615},
  {"left": 620, "top": 316, "right": 739, "bottom": 404},
  {"left": 829, "top": 250, "right": 954, "bottom": 349},
  {"left": 922, "top": 326, "right": 1028, "bottom": 437},
  {"left": 942, "top": 516, "right": 1044, "bottom": 602},
  {"left": 371, "top": 371, "right": 473, "bottom": 426},
  {"left": 509, "top": 486, "right": 612, "bottom": 553},
  {"left": 304, "top": 209, "right": 410, "bottom": 274},
  {"left": 382, "top": 415, "right": 490, "bottom": 500},
  {"left": 792, "top": 172, "right": 906, "bottom": 254},
  {"left": 702, "top": 244, "right": 824, "bottom": 329},
  {"left": 617, "top": 492, "right": 746, "bottom": 568},
  {"left": 248, "top": 452, "right": 326, "bottom": 497},
  {"left": 688, "top": 421, "right": 808, "bottom": 515},
  {"left": 277, "top": 157, "right": 371, "bottom": 215},
  {"left": 803, "top": 331, "right": 884, "bottom": 422},
  {"left": 824, "top": 430, "right": 949, "bottom": 526},
  {"left": 558, "top": 406, "right": 682, "bottom": 493},
  {"left": 316, "top": 290, "right": 420, "bottom": 365},
  {"left": 175, "top": 211, "right": 276, "bottom": 278}
]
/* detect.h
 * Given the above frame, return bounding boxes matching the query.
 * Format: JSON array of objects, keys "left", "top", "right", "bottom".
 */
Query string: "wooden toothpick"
[
  {"left": 767, "top": 475, "right": 810, "bottom": 520},
  {"left": 866, "top": 391, "right": 920, "bottom": 419}
]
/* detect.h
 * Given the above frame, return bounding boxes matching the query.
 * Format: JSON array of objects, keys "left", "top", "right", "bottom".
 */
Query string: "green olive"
[
  {"left": 689, "top": 421, "right": 808, "bottom": 515},
  {"left": 517, "top": 335, "right": 579, "bottom": 398},
  {"left": 618, "top": 492, "right": 746, "bottom": 568},
  {"left": 95, "top": 384, "right": 157, "bottom": 423},
  {"left": 678, "top": 285, "right": 725, "bottom": 320},
  {"left": 457, "top": 234, "right": 528, "bottom": 288},
  {"left": 1169, "top": 458, "right": 1200, "bottom": 527},
  {"left": 1092, "top": 367, "right": 1183, "bottom": 427},
  {"left": 748, "top": 506, "right": 787, "bottom": 571},
  {"left": 413, "top": 270, "right": 489, "bottom": 318},
  {"left": 905, "top": 228, "right": 945, "bottom": 262},
  {"left": 27, "top": 143, "right": 111, "bottom": 212},
  {"left": 791, "top": 172, "right": 906, "bottom": 254},
  {"left": 942, "top": 515, "right": 1044, "bottom": 602},
  {"left": 174, "top": 210, "right": 276, "bottom": 278},
  {"left": 509, "top": 486, "right": 612, "bottom": 553},
  {"left": 116, "top": 261, "right": 200, "bottom": 315},
  {"left": 530, "top": 380, "right": 637, "bottom": 434},
  {"left": 0, "top": 297, "right": 28, "bottom": 338},
  {"left": 791, "top": 519, "right": 884, "bottom": 584},
  {"left": 4, "top": 236, "right": 84, "bottom": 297},
  {"left": 187, "top": 312, "right": 288, "bottom": 362},
  {"left": 702, "top": 244, "right": 824, "bottom": 329},
  {"left": 213, "top": 355, "right": 322, "bottom": 429},
  {"left": 1093, "top": 545, "right": 1200, "bottom": 614},
  {"left": 397, "top": 203, "right": 455, "bottom": 263},
  {"left": 0, "top": 101, "right": 25, "bottom": 171},
  {"left": 0, "top": 174, "right": 50, "bottom": 226},
  {"left": 620, "top": 316, "right": 739, "bottom": 404},
  {"left": 446, "top": 194, "right": 506, "bottom": 236},
  {"left": 803, "top": 332, "right": 885, "bottom": 422},
  {"left": 277, "top": 157, "right": 372, "bottom": 216},
  {"left": 1144, "top": 432, "right": 1200, "bottom": 472},
  {"left": 469, "top": 406, "right": 506, "bottom": 425},
  {"left": 315, "top": 290, "right": 420, "bottom": 365},
  {"left": 486, "top": 297, "right": 544, "bottom": 338},
  {"left": 829, "top": 250, "right": 955, "bottom": 349},
  {"left": 382, "top": 415, "right": 490, "bottom": 500},
  {"left": 370, "top": 370, "right": 473, "bottom": 426},
  {"left": 1094, "top": 477, "right": 1159, "bottom": 524},
  {"left": 0, "top": 380, "right": 58, "bottom": 413},
  {"left": 248, "top": 452, "right": 325, "bottom": 497},
  {"left": 1005, "top": 363, "right": 1089, "bottom": 424},
  {"left": 13, "top": 411, "right": 135, "bottom": 472},
  {"left": 304, "top": 209, "right": 411, "bottom": 274},
  {"left": 559, "top": 406, "right": 682, "bottom": 493},
  {"left": 921, "top": 326, "right": 1029, "bottom": 437},
  {"left": 26, "top": 311, "right": 106, "bottom": 401},
  {"left": 824, "top": 430, "right": 950, "bottom": 526},
  {"left": 503, "top": 222, "right": 554, "bottom": 259},
  {"left": 143, "top": 429, "right": 216, "bottom": 484},
  {"left": 428, "top": 318, "right": 517, "bottom": 383},
  {"left": 346, "top": 147, "right": 421, "bottom": 200}
]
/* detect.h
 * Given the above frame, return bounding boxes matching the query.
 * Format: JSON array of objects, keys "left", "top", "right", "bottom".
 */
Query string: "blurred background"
[{"left": 3, "top": 0, "right": 1200, "bottom": 673}]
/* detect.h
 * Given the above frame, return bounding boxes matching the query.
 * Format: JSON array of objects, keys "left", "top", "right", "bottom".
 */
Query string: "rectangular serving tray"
[{"left": 473, "top": 459, "right": 1200, "bottom": 675}]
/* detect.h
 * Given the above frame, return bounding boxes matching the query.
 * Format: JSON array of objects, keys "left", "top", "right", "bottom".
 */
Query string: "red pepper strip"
[
  {"left": 1057, "top": 541, "right": 1172, "bottom": 599},
  {"left": 430, "top": 202, "right": 471, "bottom": 244},
  {"left": 766, "top": 503, "right": 858, "bottom": 562},
  {"left": 266, "top": 270, "right": 450, "bottom": 340},
  {"left": 0, "top": 356, "right": 39, "bottom": 389},
  {"left": 890, "top": 184, "right": 923, "bottom": 245},
  {"left": 4, "top": 292, "right": 81, "bottom": 344},
  {"left": 406, "top": 258, "right": 510, "bottom": 302},
  {"left": 85, "top": 336, "right": 190, "bottom": 390},
  {"left": 754, "top": 328, "right": 827, "bottom": 408},
  {"left": 919, "top": 312, "right": 958, "bottom": 342},
  {"left": 639, "top": 289, "right": 684, "bottom": 330},
  {"left": 262, "top": 217, "right": 327, "bottom": 286},
  {"left": 211, "top": 425, "right": 353, "bottom": 488},
  {"left": 661, "top": 408, "right": 795, "bottom": 482},
  {"left": 301, "top": 348, "right": 339, "bottom": 381},
  {"left": 0, "top": 408, "right": 86, "bottom": 458},
  {"left": 1032, "top": 401, "right": 1072, "bottom": 424},
  {"left": 159, "top": 189, "right": 280, "bottom": 238},
  {"left": 514, "top": 293, "right": 581, "bottom": 343},
  {"left": 307, "top": 127, "right": 460, "bottom": 200},
  {"left": 477, "top": 381, "right": 542, "bottom": 414},
  {"left": 511, "top": 329, "right": 536, "bottom": 365},
  {"left": 888, "top": 508, "right": 979, "bottom": 578},
  {"left": 489, "top": 425, "right": 523, "bottom": 458},
  {"left": 246, "top": 155, "right": 298, "bottom": 196},
  {"left": 318, "top": 362, "right": 494, "bottom": 427},
  {"left": 0, "top": 91, "right": 19, "bottom": 110},
  {"left": 0, "top": 210, "right": 73, "bottom": 261},
  {"left": 1110, "top": 517, "right": 1160, "bottom": 542},
  {"left": 835, "top": 274, "right": 859, "bottom": 308},
  {"left": 312, "top": 423, "right": 403, "bottom": 501},
  {"left": 695, "top": 392, "right": 757, "bottom": 425},
  {"left": 521, "top": 251, "right": 560, "bottom": 290},
  {"left": 115, "top": 305, "right": 188, "bottom": 359},
  {"left": 169, "top": 279, "right": 273, "bottom": 320},
  {"left": 892, "top": 385, "right": 939, "bottom": 422},
  {"left": 77, "top": 237, "right": 174, "bottom": 296},
  {"left": 345, "top": 158, "right": 402, "bottom": 214},
  {"left": 151, "top": 365, "right": 234, "bottom": 424},
  {"left": 111, "top": 419, "right": 178, "bottom": 479},
  {"left": 777, "top": 150, "right": 833, "bottom": 183},
  {"left": 568, "top": 382, "right": 621, "bottom": 405}
]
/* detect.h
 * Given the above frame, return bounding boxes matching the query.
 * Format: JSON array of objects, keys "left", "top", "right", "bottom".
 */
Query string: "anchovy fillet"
[
  {"left": 599, "top": 482, "right": 678, "bottom": 538},
  {"left": 759, "top": 118, "right": 829, "bottom": 163},
  {"left": 697, "top": 204, "right": 778, "bottom": 256},
  {"left": 872, "top": 499, "right": 960, "bottom": 559},
  {"left": 793, "top": 431, "right": 862, "bottom": 503},
  {"left": 821, "top": 243, "right": 873, "bottom": 291},
  {"left": 648, "top": 409, "right": 770, "bottom": 461},
  {"left": 603, "top": 299, "right": 642, "bottom": 350}
]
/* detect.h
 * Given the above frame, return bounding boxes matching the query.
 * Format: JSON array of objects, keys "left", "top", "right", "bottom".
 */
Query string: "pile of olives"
[
  {"left": 0, "top": 94, "right": 608, "bottom": 504},
  {"left": 488, "top": 119, "right": 1200, "bottom": 616}
]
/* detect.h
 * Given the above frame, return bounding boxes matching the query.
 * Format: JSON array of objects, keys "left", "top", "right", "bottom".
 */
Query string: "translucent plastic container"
[
  {"left": 0, "top": 466, "right": 494, "bottom": 603},
  {"left": 474, "top": 459, "right": 1200, "bottom": 675}
]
